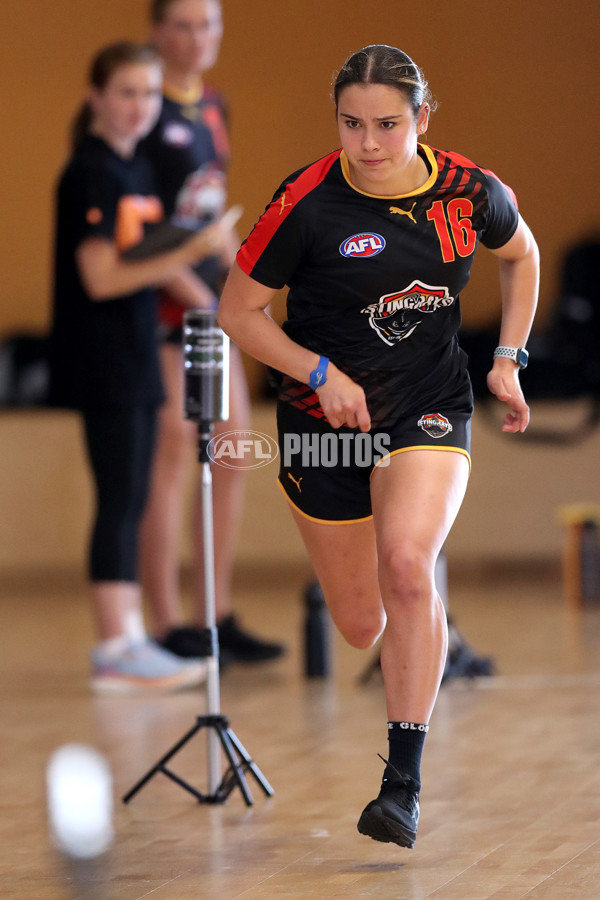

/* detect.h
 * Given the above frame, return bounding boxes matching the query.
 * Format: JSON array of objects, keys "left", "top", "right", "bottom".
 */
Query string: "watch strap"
[{"left": 493, "top": 346, "right": 528, "bottom": 368}]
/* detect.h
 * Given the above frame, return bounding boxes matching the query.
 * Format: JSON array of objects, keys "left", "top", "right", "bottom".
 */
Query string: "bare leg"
[
  {"left": 90, "top": 579, "right": 207, "bottom": 692},
  {"left": 288, "top": 449, "right": 469, "bottom": 848},
  {"left": 289, "top": 510, "right": 385, "bottom": 649},
  {"left": 370, "top": 450, "right": 470, "bottom": 723},
  {"left": 289, "top": 450, "right": 468, "bottom": 721},
  {"left": 355, "top": 451, "right": 469, "bottom": 846},
  {"left": 91, "top": 582, "right": 144, "bottom": 641}
]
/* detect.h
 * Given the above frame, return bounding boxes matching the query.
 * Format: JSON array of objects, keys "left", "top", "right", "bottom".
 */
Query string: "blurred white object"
[
  {"left": 46, "top": 743, "right": 114, "bottom": 859},
  {"left": 175, "top": 164, "right": 226, "bottom": 221}
]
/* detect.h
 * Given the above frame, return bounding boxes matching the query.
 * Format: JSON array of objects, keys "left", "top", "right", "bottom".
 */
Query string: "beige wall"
[
  {"left": 1, "top": 2, "right": 599, "bottom": 577},
  {"left": 2, "top": 403, "right": 599, "bottom": 575},
  {"left": 2, "top": 0, "right": 599, "bottom": 344}
]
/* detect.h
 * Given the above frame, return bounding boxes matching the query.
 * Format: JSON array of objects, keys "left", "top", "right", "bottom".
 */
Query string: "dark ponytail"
[{"left": 71, "top": 103, "right": 93, "bottom": 151}]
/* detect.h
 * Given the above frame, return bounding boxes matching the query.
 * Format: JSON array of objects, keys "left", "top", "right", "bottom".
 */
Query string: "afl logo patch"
[
  {"left": 163, "top": 122, "right": 194, "bottom": 147},
  {"left": 418, "top": 413, "right": 453, "bottom": 439},
  {"left": 339, "top": 232, "right": 386, "bottom": 258}
]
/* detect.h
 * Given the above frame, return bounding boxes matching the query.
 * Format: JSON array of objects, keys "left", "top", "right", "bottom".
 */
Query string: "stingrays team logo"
[
  {"left": 339, "top": 232, "right": 386, "bottom": 258},
  {"left": 418, "top": 413, "right": 453, "bottom": 438},
  {"left": 361, "top": 280, "right": 455, "bottom": 346}
]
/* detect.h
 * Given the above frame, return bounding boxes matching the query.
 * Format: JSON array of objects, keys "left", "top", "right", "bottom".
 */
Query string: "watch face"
[{"left": 516, "top": 348, "right": 529, "bottom": 368}]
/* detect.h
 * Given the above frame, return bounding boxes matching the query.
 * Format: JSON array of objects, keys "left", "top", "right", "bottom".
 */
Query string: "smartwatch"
[
  {"left": 308, "top": 356, "right": 329, "bottom": 389},
  {"left": 493, "top": 346, "right": 529, "bottom": 369}
]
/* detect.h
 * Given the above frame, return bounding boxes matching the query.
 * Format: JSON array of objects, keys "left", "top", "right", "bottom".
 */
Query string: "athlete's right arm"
[{"left": 218, "top": 262, "right": 371, "bottom": 432}]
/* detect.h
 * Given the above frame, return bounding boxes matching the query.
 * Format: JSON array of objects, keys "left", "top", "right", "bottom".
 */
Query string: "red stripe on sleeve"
[
  {"left": 437, "top": 147, "right": 518, "bottom": 209},
  {"left": 237, "top": 150, "right": 341, "bottom": 276}
]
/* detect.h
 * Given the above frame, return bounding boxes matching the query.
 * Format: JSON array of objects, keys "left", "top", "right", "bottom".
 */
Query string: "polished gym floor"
[{"left": 2, "top": 561, "right": 600, "bottom": 899}]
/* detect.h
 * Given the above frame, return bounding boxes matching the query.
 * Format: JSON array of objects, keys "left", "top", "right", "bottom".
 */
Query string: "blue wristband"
[{"left": 308, "top": 356, "right": 329, "bottom": 390}]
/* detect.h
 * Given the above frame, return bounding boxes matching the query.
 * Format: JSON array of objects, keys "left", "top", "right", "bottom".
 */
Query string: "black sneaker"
[
  {"left": 159, "top": 626, "right": 234, "bottom": 669},
  {"left": 217, "top": 614, "right": 286, "bottom": 663},
  {"left": 357, "top": 759, "right": 420, "bottom": 849}
]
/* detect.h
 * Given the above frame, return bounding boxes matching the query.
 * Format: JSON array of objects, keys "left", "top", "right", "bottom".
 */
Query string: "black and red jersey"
[
  {"left": 141, "top": 80, "right": 230, "bottom": 217},
  {"left": 141, "top": 81, "right": 230, "bottom": 324},
  {"left": 48, "top": 135, "right": 164, "bottom": 410},
  {"left": 238, "top": 144, "right": 519, "bottom": 385}
]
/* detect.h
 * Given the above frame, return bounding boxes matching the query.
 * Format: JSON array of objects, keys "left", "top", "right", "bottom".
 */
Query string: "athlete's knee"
[
  {"left": 344, "top": 623, "right": 384, "bottom": 650},
  {"left": 378, "top": 544, "right": 432, "bottom": 611},
  {"left": 327, "top": 601, "right": 385, "bottom": 649}
]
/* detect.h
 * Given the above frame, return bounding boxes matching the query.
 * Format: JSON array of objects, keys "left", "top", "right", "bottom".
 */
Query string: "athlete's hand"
[
  {"left": 486, "top": 359, "right": 530, "bottom": 432},
  {"left": 316, "top": 365, "right": 371, "bottom": 432}
]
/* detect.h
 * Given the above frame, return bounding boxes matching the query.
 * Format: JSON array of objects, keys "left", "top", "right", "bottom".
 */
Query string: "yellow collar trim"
[
  {"left": 162, "top": 79, "right": 204, "bottom": 106},
  {"left": 339, "top": 144, "right": 437, "bottom": 199}
]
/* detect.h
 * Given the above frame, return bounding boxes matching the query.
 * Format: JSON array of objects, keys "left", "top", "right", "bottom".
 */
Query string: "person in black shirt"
[
  {"left": 139, "top": 0, "right": 285, "bottom": 666},
  {"left": 219, "top": 45, "right": 539, "bottom": 847},
  {"left": 49, "top": 41, "right": 233, "bottom": 693}
]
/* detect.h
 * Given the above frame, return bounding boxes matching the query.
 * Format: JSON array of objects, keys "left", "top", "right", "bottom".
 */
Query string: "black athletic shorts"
[{"left": 276, "top": 364, "right": 473, "bottom": 524}]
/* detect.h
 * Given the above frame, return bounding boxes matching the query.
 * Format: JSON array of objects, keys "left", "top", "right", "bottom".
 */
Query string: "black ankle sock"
[{"left": 385, "top": 721, "right": 429, "bottom": 789}]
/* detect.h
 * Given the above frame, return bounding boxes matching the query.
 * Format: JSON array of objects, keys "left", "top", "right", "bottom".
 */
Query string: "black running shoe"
[
  {"left": 217, "top": 614, "right": 286, "bottom": 663},
  {"left": 159, "top": 626, "right": 234, "bottom": 669},
  {"left": 357, "top": 761, "right": 420, "bottom": 848}
]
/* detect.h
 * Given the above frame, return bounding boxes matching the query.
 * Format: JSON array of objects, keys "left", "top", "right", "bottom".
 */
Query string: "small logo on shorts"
[
  {"left": 417, "top": 413, "right": 453, "bottom": 439},
  {"left": 287, "top": 473, "right": 303, "bottom": 492}
]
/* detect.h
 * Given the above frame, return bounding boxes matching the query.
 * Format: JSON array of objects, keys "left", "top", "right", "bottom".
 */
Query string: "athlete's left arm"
[{"left": 486, "top": 214, "right": 539, "bottom": 433}]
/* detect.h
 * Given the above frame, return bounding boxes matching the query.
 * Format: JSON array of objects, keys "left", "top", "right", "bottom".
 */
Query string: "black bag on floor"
[{"left": 0, "top": 332, "right": 50, "bottom": 407}]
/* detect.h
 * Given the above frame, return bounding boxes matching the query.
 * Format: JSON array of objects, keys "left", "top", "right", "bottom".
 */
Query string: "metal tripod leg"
[
  {"left": 122, "top": 720, "right": 206, "bottom": 804},
  {"left": 122, "top": 424, "right": 273, "bottom": 808},
  {"left": 122, "top": 715, "right": 274, "bottom": 806},
  {"left": 216, "top": 721, "right": 275, "bottom": 802}
]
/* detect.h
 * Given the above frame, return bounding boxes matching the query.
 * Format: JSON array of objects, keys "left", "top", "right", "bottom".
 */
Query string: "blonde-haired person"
[
  {"left": 48, "top": 41, "right": 234, "bottom": 692},
  {"left": 139, "top": 0, "right": 285, "bottom": 666},
  {"left": 219, "top": 44, "right": 539, "bottom": 847}
]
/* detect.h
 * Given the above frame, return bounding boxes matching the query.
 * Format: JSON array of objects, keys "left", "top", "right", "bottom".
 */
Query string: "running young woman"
[
  {"left": 48, "top": 41, "right": 232, "bottom": 692},
  {"left": 218, "top": 45, "right": 539, "bottom": 847},
  {"left": 139, "top": 0, "right": 285, "bottom": 666}
]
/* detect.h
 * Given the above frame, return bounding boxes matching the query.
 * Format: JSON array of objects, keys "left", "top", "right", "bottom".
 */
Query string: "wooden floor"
[{"left": 2, "top": 562, "right": 600, "bottom": 899}]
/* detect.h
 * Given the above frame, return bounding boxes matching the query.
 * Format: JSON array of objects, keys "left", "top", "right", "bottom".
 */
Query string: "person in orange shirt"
[{"left": 48, "top": 41, "right": 234, "bottom": 692}]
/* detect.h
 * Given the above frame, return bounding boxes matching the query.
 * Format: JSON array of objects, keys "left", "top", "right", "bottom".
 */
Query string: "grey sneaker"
[{"left": 91, "top": 640, "right": 206, "bottom": 694}]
